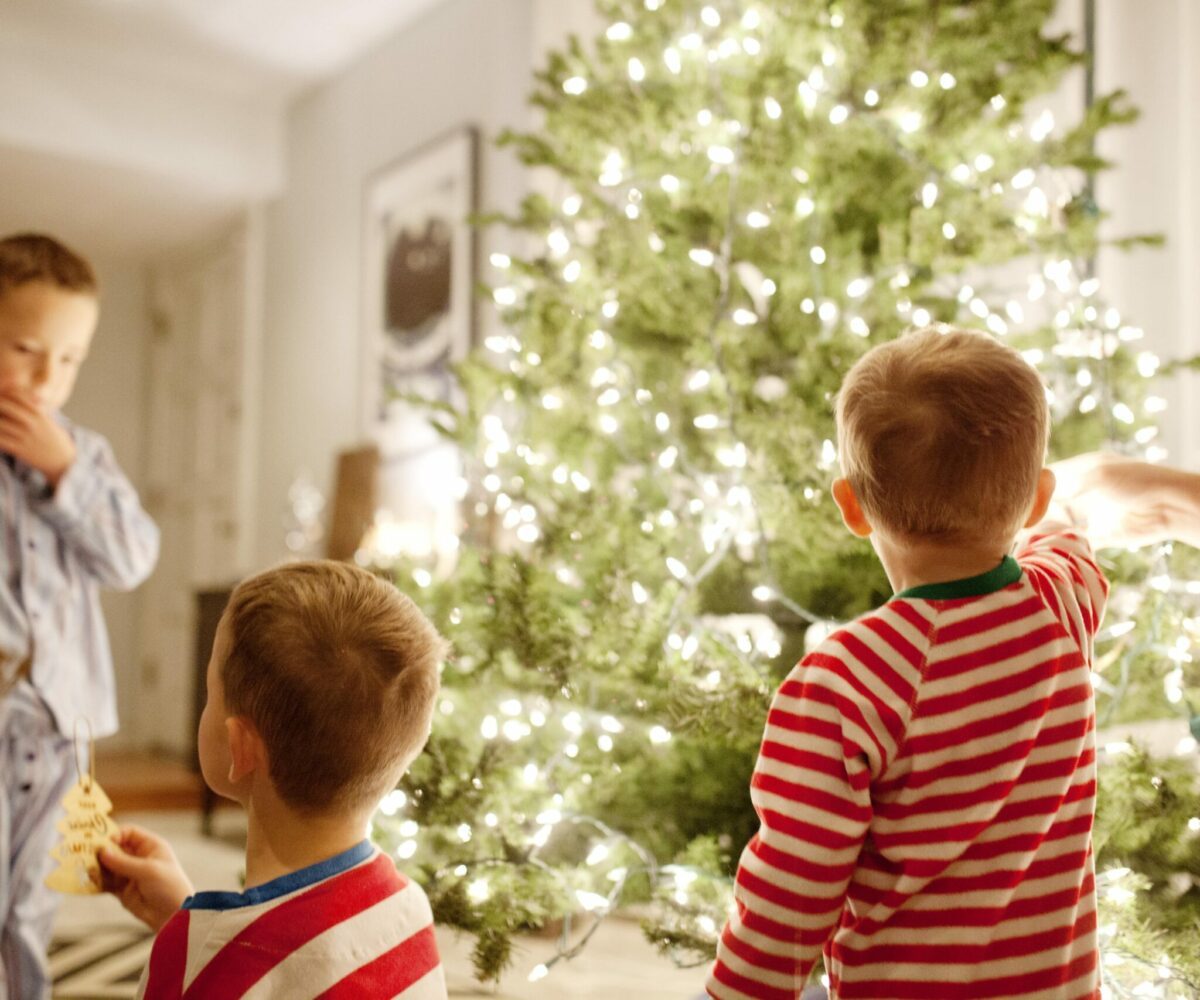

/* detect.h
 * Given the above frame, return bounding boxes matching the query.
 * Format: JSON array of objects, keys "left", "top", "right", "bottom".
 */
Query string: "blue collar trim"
[{"left": 183, "top": 839, "right": 374, "bottom": 911}]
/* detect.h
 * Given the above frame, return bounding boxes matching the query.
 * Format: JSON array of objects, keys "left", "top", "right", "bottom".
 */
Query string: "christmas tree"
[{"left": 370, "top": 0, "right": 1200, "bottom": 992}]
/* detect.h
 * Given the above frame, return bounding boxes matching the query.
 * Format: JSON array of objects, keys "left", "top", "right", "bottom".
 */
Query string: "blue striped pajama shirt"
[{"left": 2, "top": 415, "right": 158, "bottom": 999}]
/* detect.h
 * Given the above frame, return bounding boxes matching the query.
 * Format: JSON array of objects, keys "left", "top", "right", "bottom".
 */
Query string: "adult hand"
[
  {"left": 98, "top": 825, "right": 194, "bottom": 932},
  {"left": 0, "top": 388, "right": 75, "bottom": 487},
  {"left": 1050, "top": 452, "right": 1200, "bottom": 550}
]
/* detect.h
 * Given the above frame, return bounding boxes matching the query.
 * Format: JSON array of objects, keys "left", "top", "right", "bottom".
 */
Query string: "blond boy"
[
  {"left": 100, "top": 561, "right": 449, "bottom": 999},
  {"left": 709, "top": 328, "right": 1112, "bottom": 999},
  {"left": 0, "top": 233, "right": 159, "bottom": 998}
]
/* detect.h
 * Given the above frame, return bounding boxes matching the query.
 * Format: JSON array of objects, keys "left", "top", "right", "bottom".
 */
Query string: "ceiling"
[
  {"left": 0, "top": 0, "right": 454, "bottom": 258},
  {"left": 2, "top": 0, "right": 453, "bottom": 100},
  {"left": 0, "top": 143, "right": 241, "bottom": 261}
]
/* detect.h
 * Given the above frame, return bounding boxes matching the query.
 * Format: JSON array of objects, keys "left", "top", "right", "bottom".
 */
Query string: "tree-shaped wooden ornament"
[{"left": 45, "top": 720, "right": 118, "bottom": 895}]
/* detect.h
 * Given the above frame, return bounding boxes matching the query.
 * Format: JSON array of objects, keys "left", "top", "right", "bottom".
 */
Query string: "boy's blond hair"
[
  {"left": 836, "top": 326, "right": 1048, "bottom": 542},
  {"left": 0, "top": 233, "right": 97, "bottom": 296},
  {"left": 221, "top": 560, "right": 445, "bottom": 816}
]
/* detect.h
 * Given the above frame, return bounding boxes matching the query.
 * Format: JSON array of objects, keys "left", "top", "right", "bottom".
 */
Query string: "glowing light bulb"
[{"left": 1030, "top": 109, "right": 1055, "bottom": 142}]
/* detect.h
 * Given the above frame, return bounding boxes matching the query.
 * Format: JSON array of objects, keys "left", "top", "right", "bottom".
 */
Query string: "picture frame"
[
  {"left": 361, "top": 126, "right": 478, "bottom": 456},
  {"left": 359, "top": 127, "right": 478, "bottom": 566}
]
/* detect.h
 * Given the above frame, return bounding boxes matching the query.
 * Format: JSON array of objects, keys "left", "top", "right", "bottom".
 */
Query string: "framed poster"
[
  {"left": 360, "top": 127, "right": 478, "bottom": 565},
  {"left": 361, "top": 127, "right": 478, "bottom": 454}
]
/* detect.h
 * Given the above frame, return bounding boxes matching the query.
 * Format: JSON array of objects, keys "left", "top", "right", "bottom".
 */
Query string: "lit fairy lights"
[{"left": 367, "top": 6, "right": 1200, "bottom": 993}]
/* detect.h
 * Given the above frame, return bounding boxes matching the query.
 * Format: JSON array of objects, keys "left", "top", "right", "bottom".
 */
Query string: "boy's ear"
[
  {"left": 225, "top": 716, "right": 265, "bottom": 785},
  {"left": 1023, "top": 467, "right": 1057, "bottom": 528},
  {"left": 832, "top": 478, "right": 873, "bottom": 538}
]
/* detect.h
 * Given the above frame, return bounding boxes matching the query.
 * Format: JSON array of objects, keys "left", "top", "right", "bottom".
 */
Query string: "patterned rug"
[{"left": 50, "top": 928, "right": 151, "bottom": 999}]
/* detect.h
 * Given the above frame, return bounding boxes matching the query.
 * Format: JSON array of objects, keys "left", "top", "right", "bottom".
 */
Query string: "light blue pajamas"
[
  {"left": 1, "top": 417, "right": 158, "bottom": 998},
  {"left": 1, "top": 684, "right": 75, "bottom": 1000}
]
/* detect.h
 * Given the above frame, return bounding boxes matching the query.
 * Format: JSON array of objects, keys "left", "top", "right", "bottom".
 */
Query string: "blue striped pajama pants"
[{"left": 1, "top": 682, "right": 75, "bottom": 1000}]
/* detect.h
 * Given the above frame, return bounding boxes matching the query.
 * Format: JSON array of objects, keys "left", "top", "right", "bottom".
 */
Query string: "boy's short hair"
[
  {"left": 836, "top": 326, "right": 1049, "bottom": 542},
  {"left": 0, "top": 233, "right": 98, "bottom": 297},
  {"left": 221, "top": 560, "right": 446, "bottom": 816}
]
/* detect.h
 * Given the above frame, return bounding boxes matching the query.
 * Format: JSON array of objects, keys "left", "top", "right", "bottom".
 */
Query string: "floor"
[
  {"left": 51, "top": 809, "right": 708, "bottom": 1000},
  {"left": 64, "top": 716, "right": 1193, "bottom": 998}
]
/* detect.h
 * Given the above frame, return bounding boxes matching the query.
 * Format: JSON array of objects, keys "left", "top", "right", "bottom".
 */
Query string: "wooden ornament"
[{"left": 45, "top": 720, "right": 118, "bottom": 895}]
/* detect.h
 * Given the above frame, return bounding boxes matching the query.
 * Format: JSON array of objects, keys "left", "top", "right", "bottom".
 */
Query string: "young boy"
[
  {"left": 709, "top": 327, "right": 1118, "bottom": 999},
  {"left": 0, "top": 233, "right": 159, "bottom": 997},
  {"left": 99, "top": 560, "right": 449, "bottom": 999}
]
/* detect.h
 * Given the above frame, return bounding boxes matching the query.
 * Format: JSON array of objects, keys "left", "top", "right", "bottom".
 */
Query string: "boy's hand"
[
  {"left": 98, "top": 825, "right": 194, "bottom": 933},
  {"left": 0, "top": 389, "right": 76, "bottom": 487}
]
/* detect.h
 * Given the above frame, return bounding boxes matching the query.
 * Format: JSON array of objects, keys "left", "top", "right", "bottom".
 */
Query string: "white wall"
[
  {"left": 62, "top": 257, "right": 152, "bottom": 747},
  {"left": 1096, "top": 1, "right": 1200, "bottom": 466},
  {"left": 256, "top": 0, "right": 535, "bottom": 566}
]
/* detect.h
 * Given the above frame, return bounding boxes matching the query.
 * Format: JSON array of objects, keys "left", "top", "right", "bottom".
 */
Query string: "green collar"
[{"left": 893, "top": 556, "right": 1022, "bottom": 601}]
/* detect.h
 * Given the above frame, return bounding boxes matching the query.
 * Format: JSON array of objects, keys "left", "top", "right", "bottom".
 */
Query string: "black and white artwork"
[
  {"left": 362, "top": 128, "right": 477, "bottom": 457},
  {"left": 361, "top": 128, "right": 477, "bottom": 560}
]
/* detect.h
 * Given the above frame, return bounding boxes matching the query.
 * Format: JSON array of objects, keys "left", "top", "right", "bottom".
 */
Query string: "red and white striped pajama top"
[
  {"left": 709, "top": 526, "right": 1108, "bottom": 1000},
  {"left": 139, "top": 841, "right": 446, "bottom": 999}
]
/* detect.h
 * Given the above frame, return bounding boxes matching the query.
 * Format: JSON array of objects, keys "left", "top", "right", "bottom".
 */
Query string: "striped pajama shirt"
[
  {"left": 2, "top": 417, "right": 159, "bottom": 998},
  {"left": 709, "top": 527, "right": 1108, "bottom": 1000},
  {"left": 138, "top": 841, "right": 447, "bottom": 999}
]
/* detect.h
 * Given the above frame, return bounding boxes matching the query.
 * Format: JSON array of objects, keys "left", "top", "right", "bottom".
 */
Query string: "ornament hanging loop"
[{"left": 72, "top": 717, "right": 95, "bottom": 791}]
